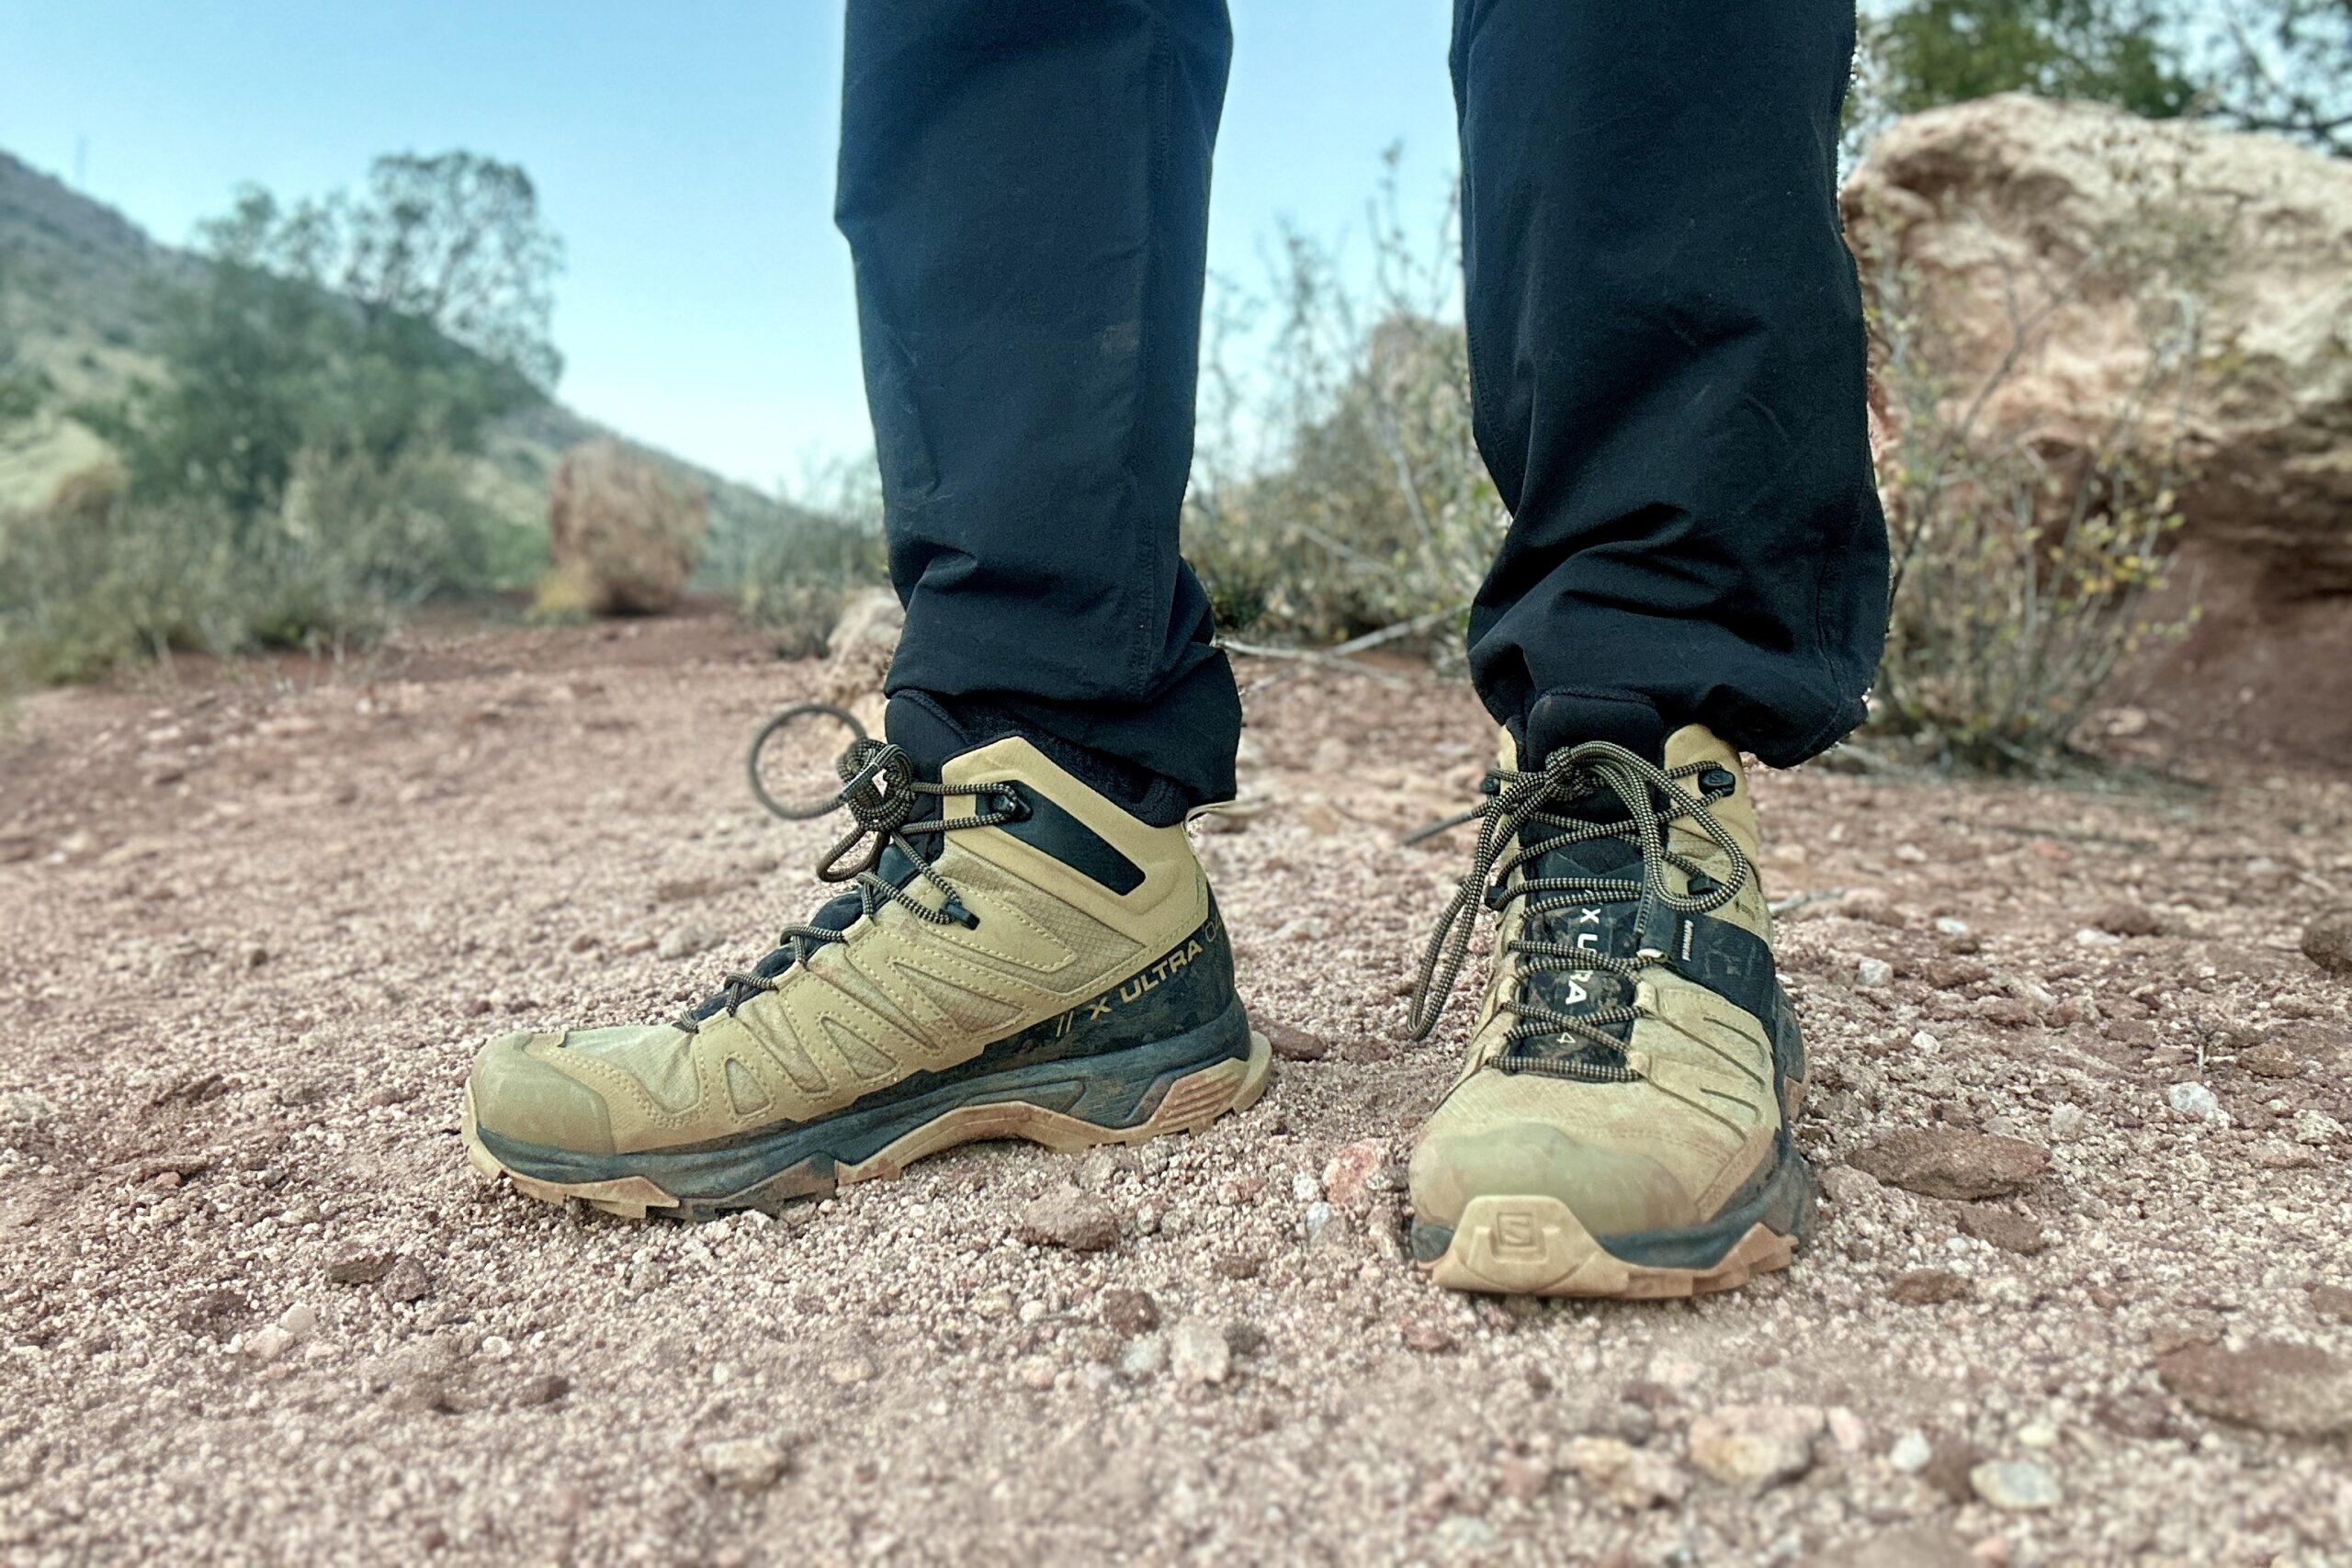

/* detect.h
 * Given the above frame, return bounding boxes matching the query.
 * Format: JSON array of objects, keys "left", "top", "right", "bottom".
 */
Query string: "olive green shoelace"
[
  {"left": 1408, "top": 741, "right": 1753, "bottom": 1078},
  {"left": 675, "top": 738, "right": 1017, "bottom": 1034}
]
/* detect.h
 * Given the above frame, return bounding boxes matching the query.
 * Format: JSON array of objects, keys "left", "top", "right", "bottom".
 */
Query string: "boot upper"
[
  {"left": 1409, "top": 724, "right": 1792, "bottom": 1239},
  {"left": 468, "top": 738, "right": 1218, "bottom": 1156}
]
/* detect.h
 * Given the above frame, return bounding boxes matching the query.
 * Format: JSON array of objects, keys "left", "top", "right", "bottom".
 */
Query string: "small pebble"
[
  {"left": 1016, "top": 1186, "right": 1121, "bottom": 1252},
  {"left": 381, "top": 1257, "right": 432, "bottom": 1303},
  {"left": 698, "top": 1438, "right": 788, "bottom": 1493},
  {"left": 656, "top": 924, "right": 720, "bottom": 961},
  {"left": 1888, "top": 1430, "right": 1933, "bottom": 1473},
  {"left": 1119, "top": 1336, "right": 1167, "bottom": 1380},
  {"left": 1969, "top": 1459, "right": 2061, "bottom": 1512},
  {"left": 1098, "top": 1288, "right": 1160, "bottom": 1337},
  {"left": 1170, "top": 1317, "right": 1231, "bottom": 1385},
  {"left": 2167, "top": 1081, "right": 2222, "bottom": 1122}
]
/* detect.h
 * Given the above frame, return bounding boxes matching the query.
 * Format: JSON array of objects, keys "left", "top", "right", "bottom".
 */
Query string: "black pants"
[{"left": 837, "top": 0, "right": 1887, "bottom": 818}]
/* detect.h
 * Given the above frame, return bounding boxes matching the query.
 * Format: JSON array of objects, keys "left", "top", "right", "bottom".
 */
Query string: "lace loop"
[
  {"left": 674, "top": 739, "right": 1015, "bottom": 1033},
  {"left": 1407, "top": 740, "right": 1753, "bottom": 1076}
]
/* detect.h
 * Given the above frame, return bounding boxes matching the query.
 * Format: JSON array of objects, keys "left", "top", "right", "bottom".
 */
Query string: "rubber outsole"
[
  {"left": 1424, "top": 1193, "right": 1800, "bottom": 1298},
  {"left": 462, "top": 1029, "right": 1272, "bottom": 1221}
]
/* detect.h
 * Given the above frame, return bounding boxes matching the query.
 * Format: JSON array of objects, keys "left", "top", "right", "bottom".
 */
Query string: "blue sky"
[{"left": 1, "top": 2, "right": 1461, "bottom": 491}]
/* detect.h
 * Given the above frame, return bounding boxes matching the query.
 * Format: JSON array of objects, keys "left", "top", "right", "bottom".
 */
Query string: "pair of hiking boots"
[{"left": 460, "top": 702, "right": 1813, "bottom": 1299}]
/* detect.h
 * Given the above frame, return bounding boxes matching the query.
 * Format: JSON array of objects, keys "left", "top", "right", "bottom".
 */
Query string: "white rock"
[
  {"left": 1932, "top": 918, "right": 1970, "bottom": 936},
  {"left": 1119, "top": 1335, "right": 1167, "bottom": 1380},
  {"left": 2168, "top": 1081, "right": 2222, "bottom": 1122},
  {"left": 1169, "top": 1317, "right": 1231, "bottom": 1385},
  {"left": 1565, "top": 1437, "right": 1690, "bottom": 1511},
  {"left": 277, "top": 1303, "right": 317, "bottom": 1338},
  {"left": 699, "top": 1438, "right": 788, "bottom": 1493},
  {"left": 1888, "top": 1430, "right": 1933, "bottom": 1473},
  {"left": 2049, "top": 1103, "right": 2088, "bottom": 1141},
  {"left": 1910, "top": 1030, "right": 1940, "bottom": 1054},
  {"left": 1857, "top": 958, "right": 1894, "bottom": 988},
  {"left": 657, "top": 923, "right": 720, "bottom": 961},
  {"left": 1970, "top": 1458, "right": 2062, "bottom": 1511},
  {"left": 243, "top": 1325, "right": 295, "bottom": 1363},
  {"left": 2295, "top": 1110, "right": 2344, "bottom": 1145},
  {"left": 2075, "top": 927, "right": 2122, "bottom": 948},
  {"left": 1686, "top": 1404, "right": 1824, "bottom": 1495}
]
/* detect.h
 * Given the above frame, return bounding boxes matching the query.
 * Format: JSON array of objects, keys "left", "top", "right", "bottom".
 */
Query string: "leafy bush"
[
  {"left": 3, "top": 152, "right": 560, "bottom": 690},
  {"left": 1187, "top": 152, "right": 1494, "bottom": 648},
  {"left": 1854, "top": 0, "right": 2352, "bottom": 159},
  {"left": 701, "top": 452, "right": 889, "bottom": 658},
  {"left": 0, "top": 442, "right": 530, "bottom": 684}
]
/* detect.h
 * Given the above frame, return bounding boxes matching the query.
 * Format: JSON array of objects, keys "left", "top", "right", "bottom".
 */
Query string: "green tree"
[
  {"left": 0, "top": 245, "right": 52, "bottom": 428},
  {"left": 85, "top": 151, "right": 563, "bottom": 518},
  {"left": 203, "top": 152, "right": 563, "bottom": 389},
  {"left": 2195, "top": 0, "right": 2352, "bottom": 155},
  {"left": 1863, "top": 0, "right": 2351, "bottom": 157},
  {"left": 1870, "top": 0, "right": 2197, "bottom": 120}
]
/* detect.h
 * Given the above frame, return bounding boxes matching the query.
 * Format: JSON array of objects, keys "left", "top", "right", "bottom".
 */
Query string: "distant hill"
[{"left": 0, "top": 148, "right": 819, "bottom": 556}]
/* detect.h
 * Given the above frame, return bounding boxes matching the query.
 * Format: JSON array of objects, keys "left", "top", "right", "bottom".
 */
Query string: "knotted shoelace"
[
  {"left": 1407, "top": 741, "right": 1753, "bottom": 1078},
  {"left": 675, "top": 738, "right": 1017, "bottom": 1033}
]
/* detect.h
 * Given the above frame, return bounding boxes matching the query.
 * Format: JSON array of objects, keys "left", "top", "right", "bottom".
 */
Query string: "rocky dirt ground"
[{"left": 3, "top": 608, "right": 2350, "bottom": 1567}]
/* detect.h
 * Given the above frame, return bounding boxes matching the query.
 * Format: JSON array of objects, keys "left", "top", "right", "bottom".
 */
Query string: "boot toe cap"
[
  {"left": 467, "top": 1032, "right": 616, "bottom": 1155},
  {"left": 1410, "top": 1119, "right": 1690, "bottom": 1239}
]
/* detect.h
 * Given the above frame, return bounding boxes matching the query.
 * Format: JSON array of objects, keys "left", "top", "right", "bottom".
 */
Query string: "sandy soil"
[{"left": 3, "top": 608, "right": 2349, "bottom": 1567}]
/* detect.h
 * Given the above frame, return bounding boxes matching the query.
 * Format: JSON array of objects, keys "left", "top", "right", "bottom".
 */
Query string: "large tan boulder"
[
  {"left": 1842, "top": 95, "right": 2352, "bottom": 589},
  {"left": 539, "top": 438, "right": 707, "bottom": 615}
]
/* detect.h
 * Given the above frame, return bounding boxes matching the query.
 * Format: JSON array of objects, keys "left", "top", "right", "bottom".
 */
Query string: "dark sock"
[
  {"left": 1515, "top": 688, "right": 1668, "bottom": 769},
  {"left": 885, "top": 692, "right": 1191, "bottom": 828}
]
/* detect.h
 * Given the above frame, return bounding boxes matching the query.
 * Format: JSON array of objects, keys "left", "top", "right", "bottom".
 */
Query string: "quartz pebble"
[{"left": 1969, "top": 1459, "right": 2062, "bottom": 1511}]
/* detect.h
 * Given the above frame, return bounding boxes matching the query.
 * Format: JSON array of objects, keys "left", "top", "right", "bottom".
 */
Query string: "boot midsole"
[{"left": 475, "top": 994, "right": 1252, "bottom": 1196}]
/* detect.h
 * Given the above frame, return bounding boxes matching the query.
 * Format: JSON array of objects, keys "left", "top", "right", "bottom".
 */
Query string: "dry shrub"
[
  {"left": 703, "top": 451, "right": 889, "bottom": 660},
  {"left": 1186, "top": 151, "right": 1495, "bottom": 648},
  {"left": 0, "top": 442, "right": 528, "bottom": 685}
]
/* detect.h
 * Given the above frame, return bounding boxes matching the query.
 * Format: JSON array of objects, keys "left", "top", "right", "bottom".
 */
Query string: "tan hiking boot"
[
  {"left": 1403, "top": 724, "right": 1812, "bottom": 1298},
  {"left": 460, "top": 725, "right": 1270, "bottom": 1218}
]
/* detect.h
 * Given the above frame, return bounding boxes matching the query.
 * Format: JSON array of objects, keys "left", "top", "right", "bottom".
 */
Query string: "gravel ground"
[{"left": 3, "top": 609, "right": 2350, "bottom": 1567}]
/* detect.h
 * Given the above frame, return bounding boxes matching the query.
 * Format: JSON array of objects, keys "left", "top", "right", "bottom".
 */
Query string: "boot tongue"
[
  {"left": 1503, "top": 694, "right": 1668, "bottom": 1066},
  {"left": 688, "top": 699, "right": 957, "bottom": 1025},
  {"left": 1514, "top": 690, "right": 1661, "bottom": 886}
]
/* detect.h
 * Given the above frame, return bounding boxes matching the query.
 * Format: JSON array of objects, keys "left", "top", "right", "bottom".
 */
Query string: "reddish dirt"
[
  {"left": 2, "top": 609, "right": 2349, "bottom": 1564},
  {"left": 2127, "top": 540, "right": 2352, "bottom": 771}
]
